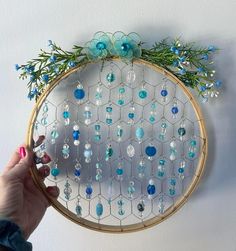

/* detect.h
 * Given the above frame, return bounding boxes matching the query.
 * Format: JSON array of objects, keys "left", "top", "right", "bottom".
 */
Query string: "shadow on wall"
[{"left": 131, "top": 25, "right": 236, "bottom": 197}]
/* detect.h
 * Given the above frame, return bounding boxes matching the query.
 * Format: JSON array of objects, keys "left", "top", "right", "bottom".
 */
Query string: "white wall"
[{"left": 0, "top": 0, "right": 236, "bottom": 250}]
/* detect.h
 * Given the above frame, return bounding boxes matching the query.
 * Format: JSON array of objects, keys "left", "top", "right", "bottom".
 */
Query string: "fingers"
[
  {"left": 38, "top": 165, "right": 50, "bottom": 180},
  {"left": 34, "top": 135, "right": 45, "bottom": 147},
  {"left": 10, "top": 147, "right": 34, "bottom": 179},
  {"left": 35, "top": 153, "right": 51, "bottom": 165},
  {"left": 3, "top": 147, "right": 22, "bottom": 172},
  {"left": 46, "top": 186, "right": 60, "bottom": 198}
]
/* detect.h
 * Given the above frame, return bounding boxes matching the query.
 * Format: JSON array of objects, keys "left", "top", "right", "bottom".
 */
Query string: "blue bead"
[
  {"left": 86, "top": 186, "right": 93, "bottom": 195},
  {"left": 147, "top": 184, "right": 156, "bottom": 195},
  {"left": 121, "top": 42, "right": 131, "bottom": 52},
  {"left": 106, "top": 118, "right": 112, "bottom": 125},
  {"left": 170, "top": 178, "right": 176, "bottom": 186},
  {"left": 73, "top": 130, "right": 80, "bottom": 140},
  {"left": 74, "top": 88, "right": 85, "bottom": 99},
  {"left": 178, "top": 167, "right": 184, "bottom": 174},
  {"left": 128, "top": 113, "right": 134, "bottom": 119},
  {"left": 145, "top": 146, "right": 157, "bottom": 157},
  {"left": 178, "top": 127, "right": 186, "bottom": 136},
  {"left": 63, "top": 111, "right": 70, "bottom": 119},
  {"left": 161, "top": 89, "right": 168, "bottom": 97},
  {"left": 116, "top": 168, "right": 124, "bottom": 175},
  {"left": 95, "top": 124, "right": 101, "bottom": 131},
  {"left": 96, "top": 203, "right": 103, "bottom": 217},
  {"left": 51, "top": 168, "right": 60, "bottom": 177},
  {"left": 188, "top": 152, "right": 195, "bottom": 158},
  {"left": 171, "top": 106, "right": 179, "bottom": 114},
  {"left": 74, "top": 169, "right": 81, "bottom": 176},
  {"left": 96, "top": 41, "right": 106, "bottom": 50}
]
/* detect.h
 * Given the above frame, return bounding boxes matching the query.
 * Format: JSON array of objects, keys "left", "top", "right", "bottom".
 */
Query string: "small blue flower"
[
  {"left": 179, "top": 56, "right": 186, "bottom": 63},
  {"left": 28, "top": 88, "right": 38, "bottom": 100},
  {"left": 68, "top": 61, "right": 76, "bottom": 68},
  {"left": 179, "top": 68, "right": 186, "bottom": 75},
  {"left": 200, "top": 85, "right": 206, "bottom": 92},
  {"left": 202, "top": 54, "right": 209, "bottom": 60},
  {"left": 54, "top": 65, "right": 60, "bottom": 74},
  {"left": 84, "top": 31, "right": 113, "bottom": 60},
  {"left": 48, "top": 40, "right": 53, "bottom": 47},
  {"left": 49, "top": 54, "right": 57, "bottom": 63},
  {"left": 208, "top": 45, "right": 216, "bottom": 52},
  {"left": 30, "top": 74, "right": 36, "bottom": 82},
  {"left": 112, "top": 32, "right": 142, "bottom": 60},
  {"left": 173, "top": 60, "right": 179, "bottom": 67},
  {"left": 25, "top": 65, "right": 35, "bottom": 74},
  {"left": 15, "top": 64, "right": 20, "bottom": 71},
  {"left": 197, "top": 67, "right": 204, "bottom": 73},
  {"left": 170, "top": 46, "right": 180, "bottom": 55},
  {"left": 214, "top": 80, "right": 222, "bottom": 88},
  {"left": 42, "top": 74, "right": 49, "bottom": 83}
]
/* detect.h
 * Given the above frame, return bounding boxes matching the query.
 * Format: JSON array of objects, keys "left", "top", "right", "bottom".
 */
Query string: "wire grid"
[{"left": 28, "top": 59, "right": 206, "bottom": 232}]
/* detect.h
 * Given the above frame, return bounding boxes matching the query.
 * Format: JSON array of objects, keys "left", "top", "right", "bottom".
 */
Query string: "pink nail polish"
[{"left": 19, "top": 147, "right": 26, "bottom": 158}]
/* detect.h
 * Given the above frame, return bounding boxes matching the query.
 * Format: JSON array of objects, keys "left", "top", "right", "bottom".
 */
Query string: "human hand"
[{"left": 0, "top": 136, "right": 59, "bottom": 240}]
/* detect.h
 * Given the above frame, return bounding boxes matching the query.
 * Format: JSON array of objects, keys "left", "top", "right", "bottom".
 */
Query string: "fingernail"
[
  {"left": 42, "top": 154, "right": 51, "bottom": 163},
  {"left": 46, "top": 186, "right": 59, "bottom": 197},
  {"left": 44, "top": 167, "right": 50, "bottom": 176},
  {"left": 19, "top": 147, "right": 26, "bottom": 158}
]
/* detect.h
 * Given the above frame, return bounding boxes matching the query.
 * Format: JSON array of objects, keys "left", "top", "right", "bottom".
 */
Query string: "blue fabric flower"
[
  {"left": 68, "top": 61, "right": 76, "bottom": 68},
  {"left": 84, "top": 31, "right": 112, "bottom": 60},
  {"left": 15, "top": 64, "right": 20, "bottom": 71},
  {"left": 112, "top": 32, "right": 142, "bottom": 60},
  {"left": 41, "top": 74, "right": 49, "bottom": 83}
]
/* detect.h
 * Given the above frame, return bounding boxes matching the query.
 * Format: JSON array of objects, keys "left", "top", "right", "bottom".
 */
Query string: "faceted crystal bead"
[{"left": 127, "top": 144, "right": 135, "bottom": 158}]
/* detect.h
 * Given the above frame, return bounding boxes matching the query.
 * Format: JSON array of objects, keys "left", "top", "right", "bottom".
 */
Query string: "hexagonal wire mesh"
[{"left": 27, "top": 59, "right": 207, "bottom": 232}]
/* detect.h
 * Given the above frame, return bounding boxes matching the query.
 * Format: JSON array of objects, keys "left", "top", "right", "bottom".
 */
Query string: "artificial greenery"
[{"left": 15, "top": 32, "right": 221, "bottom": 102}]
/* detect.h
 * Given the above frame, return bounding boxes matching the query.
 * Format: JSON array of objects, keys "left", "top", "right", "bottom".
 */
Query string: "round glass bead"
[
  {"left": 149, "top": 116, "right": 155, "bottom": 123},
  {"left": 116, "top": 168, "right": 124, "bottom": 175},
  {"left": 63, "top": 111, "right": 70, "bottom": 119},
  {"left": 51, "top": 168, "right": 60, "bottom": 177},
  {"left": 106, "top": 72, "right": 115, "bottom": 83},
  {"left": 106, "top": 106, "right": 112, "bottom": 113},
  {"left": 161, "top": 89, "right": 168, "bottom": 97},
  {"left": 178, "top": 127, "right": 186, "bottom": 136},
  {"left": 86, "top": 186, "right": 93, "bottom": 195},
  {"left": 73, "top": 130, "right": 80, "bottom": 140},
  {"left": 188, "top": 152, "right": 195, "bottom": 158},
  {"left": 119, "top": 87, "right": 125, "bottom": 94},
  {"left": 117, "top": 99, "right": 124, "bottom": 105},
  {"left": 190, "top": 139, "right": 197, "bottom": 146},
  {"left": 74, "top": 88, "right": 85, "bottom": 100},
  {"left": 178, "top": 167, "right": 184, "bottom": 174},
  {"left": 145, "top": 146, "right": 157, "bottom": 157},
  {"left": 138, "top": 89, "right": 148, "bottom": 99},
  {"left": 96, "top": 41, "right": 106, "bottom": 50},
  {"left": 128, "top": 113, "right": 134, "bottom": 119},
  {"left": 171, "top": 106, "right": 179, "bottom": 114}
]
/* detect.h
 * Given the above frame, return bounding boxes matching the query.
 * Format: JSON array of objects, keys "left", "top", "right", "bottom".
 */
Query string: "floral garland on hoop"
[{"left": 15, "top": 31, "right": 222, "bottom": 102}]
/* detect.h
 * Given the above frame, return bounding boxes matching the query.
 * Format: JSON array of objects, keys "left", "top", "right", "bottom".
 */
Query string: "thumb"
[{"left": 10, "top": 146, "right": 34, "bottom": 179}]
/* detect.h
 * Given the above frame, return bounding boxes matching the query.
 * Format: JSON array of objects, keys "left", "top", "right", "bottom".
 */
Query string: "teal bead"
[
  {"left": 188, "top": 152, "right": 195, "bottom": 158},
  {"left": 94, "top": 135, "right": 101, "bottom": 141},
  {"left": 159, "top": 159, "right": 165, "bottom": 165},
  {"left": 190, "top": 140, "right": 197, "bottom": 146},
  {"left": 96, "top": 173, "right": 102, "bottom": 181},
  {"left": 119, "top": 87, "right": 125, "bottom": 94},
  {"left": 138, "top": 89, "right": 148, "bottom": 99},
  {"left": 157, "top": 171, "right": 165, "bottom": 177},
  {"left": 106, "top": 72, "right": 115, "bottom": 83},
  {"left": 96, "top": 41, "right": 106, "bottom": 50},
  {"left": 51, "top": 130, "right": 59, "bottom": 139},
  {"left": 96, "top": 202, "right": 103, "bottom": 217},
  {"left": 95, "top": 124, "right": 101, "bottom": 131},
  {"left": 106, "top": 118, "right": 112, "bottom": 125},
  {"left": 116, "top": 168, "right": 124, "bottom": 175},
  {"left": 149, "top": 116, "right": 155, "bottom": 123},
  {"left": 161, "top": 122, "right": 167, "bottom": 128},
  {"left": 75, "top": 205, "right": 82, "bottom": 216},
  {"left": 117, "top": 99, "right": 124, "bottom": 105},
  {"left": 169, "top": 188, "right": 176, "bottom": 196},
  {"left": 51, "top": 168, "right": 60, "bottom": 177},
  {"left": 117, "top": 128, "right": 123, "bottom": 138},
  {"left": 106, "top": 106, "right": 112, "bottom": 113},
  {"left": 135, "top": 127, "right": 144, "bottom": 140},
  {"left": 178, "top": 127, "right": 186, "bottom": 136}
]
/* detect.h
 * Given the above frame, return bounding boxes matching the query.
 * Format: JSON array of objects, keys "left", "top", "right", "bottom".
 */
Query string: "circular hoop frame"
[{"left": 26, "top": 58, "right": 208, "bottom": 233}]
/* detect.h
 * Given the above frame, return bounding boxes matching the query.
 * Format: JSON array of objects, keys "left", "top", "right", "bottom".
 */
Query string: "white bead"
[
  {"left": 84, "top": 106, "right": 90, "bottom": 111},
  {"left": 149, "top": 179, "right": 154, "bottom": 185},
  {"left": 170, "top": 141, "right": 176, "bottom": 148},
  {"left": 73, "top": 124, "right": 79, "bottom": 131},
  {"left": 170, "top": 153, "right": 176, "bottom": 161},
  {"left": 85, "top": 143, "right": 91, "bottom": 149},
  {"left": 127, "top": 144, "right": 135, "bottom": 157},
  {"left": 74, "top": 140, "right": 80, "bottom": 146}
]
